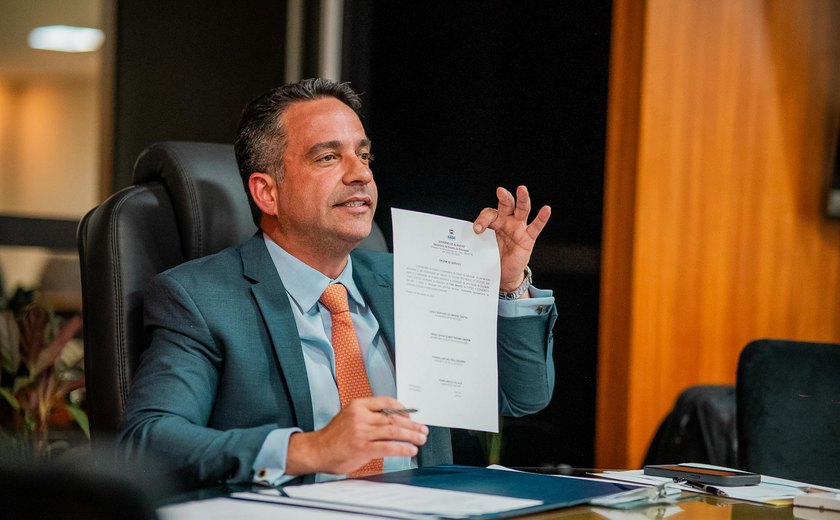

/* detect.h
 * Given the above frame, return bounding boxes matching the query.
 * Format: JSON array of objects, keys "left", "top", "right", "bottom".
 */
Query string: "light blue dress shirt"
[{"left": 253, "top": 235, "right": 553, "bottom": 485}]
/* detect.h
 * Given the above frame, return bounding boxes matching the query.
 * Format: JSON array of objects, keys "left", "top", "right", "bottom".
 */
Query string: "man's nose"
[{"left": 344, "top": 156, "right": 373, "bottom": 184}]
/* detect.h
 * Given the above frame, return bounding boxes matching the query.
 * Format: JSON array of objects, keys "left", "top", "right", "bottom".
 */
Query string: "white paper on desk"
[
  {"left": 158, "top": 497, "right": 393, "bottom": 519},
  {"left": 232, "top": 492, "right": 432, "bottom": 520},
  {"left": 283, "top": 479, "right": 542, "bottom": 517},
  {"left": 600, "top": 464, "right": 840, "bottom": 504},
  {"left": 391, "top": 208, "right": 500, "bottom": 432},
  {"left": 486, "top": 464, "right": 681, "bottom": 493}
]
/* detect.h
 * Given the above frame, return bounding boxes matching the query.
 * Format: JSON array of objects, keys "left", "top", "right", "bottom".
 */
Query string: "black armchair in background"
[
  {"left": 643, "top": 385, "right": 737, "bottom": 468},
  {"left": 78, "top": 142, "right": 254, "bottom": 444},
  {"left": 77, "top": 141, "right": 388, "bottom": 444},
  {"left": 0, "top": 454, "right": 163, "bottom": 520},
  {"left": 736, "top": 338, "right": 840, "bottom": 487}
]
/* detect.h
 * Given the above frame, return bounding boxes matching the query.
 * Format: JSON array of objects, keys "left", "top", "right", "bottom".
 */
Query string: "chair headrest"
[
  {"left": 133, "top": 141, "right": 257, "bottom": 260},
  {"left": 134, "top": 140, "right": 389, "bottom": 256}
]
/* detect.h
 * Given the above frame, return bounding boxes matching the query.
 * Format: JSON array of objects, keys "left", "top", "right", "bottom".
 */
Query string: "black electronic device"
[{"left": 643, "top": 464, "right": 760, "bottom": 486}]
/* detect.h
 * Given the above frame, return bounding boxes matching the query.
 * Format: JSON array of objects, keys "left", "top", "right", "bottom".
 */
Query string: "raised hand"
[{"left": 473, "top": 185, "right": 551, "bottom": 294}]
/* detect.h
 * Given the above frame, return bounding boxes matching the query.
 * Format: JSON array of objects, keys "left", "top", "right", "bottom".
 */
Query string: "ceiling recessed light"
[{"left": 28, "top": 25, "right": 105, "bottom": 53}]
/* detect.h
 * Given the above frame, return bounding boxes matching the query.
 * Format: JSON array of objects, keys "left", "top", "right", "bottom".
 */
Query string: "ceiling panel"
[{"left": 0, "top": 0, "right": 102, "bottom": 80}]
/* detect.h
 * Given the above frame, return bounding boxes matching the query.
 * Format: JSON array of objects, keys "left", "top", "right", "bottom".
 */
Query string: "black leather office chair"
[
  {"left": 736, "top": 338, "right": 840, "bottom": 487},
  {"left": 78, "top": 141, "right": 388, "bottom": 444},
  {"left": 644, "top": 385, "right": 737, "bottom": 468},
  {"left": 0, "top": 453, "right": 164, "bottom": 519}
]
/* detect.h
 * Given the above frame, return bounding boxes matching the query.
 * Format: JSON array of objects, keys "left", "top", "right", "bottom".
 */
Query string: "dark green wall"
[
  {"left": 344, "top": 1, "right": 613, "bottom": 467},
  {"left": 111, "top": 0, "right": 287, "bottom": 190}
]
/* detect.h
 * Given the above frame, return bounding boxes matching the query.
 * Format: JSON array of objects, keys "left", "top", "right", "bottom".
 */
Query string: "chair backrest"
[
  {"left": 644, "top": 385, "right": 737, "bottom": 468},
  {"left": 78, "top": 141, "right": 387, "bottom": 442},
  {"left": 736, "top": 338, "right": 840, "bottom": 487},
  {"left": 0, "top": 453, "right": 164, "bottom": 520}
]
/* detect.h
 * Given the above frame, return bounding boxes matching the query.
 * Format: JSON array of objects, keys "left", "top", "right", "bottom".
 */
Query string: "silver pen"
[
  {"left": 675, "top": 478, "right": 728, "bottom": 497},
  {"left": 378, "top": 408, "right": 418, "bottom": 415}
]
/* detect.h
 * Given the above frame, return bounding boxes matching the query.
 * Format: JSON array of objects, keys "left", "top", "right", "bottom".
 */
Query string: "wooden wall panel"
[
  {"left": 596, "top": 0, "right": 646, "bottom": 471},
  {"left": 598, "top": 0, "right": 840, "bottom": 469}
]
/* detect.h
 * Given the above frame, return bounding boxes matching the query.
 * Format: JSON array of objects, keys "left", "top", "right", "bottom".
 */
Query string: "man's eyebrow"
[
  {"left": 305, "top": 138, "right": 372, "bottom": 158},
  {"left": 305, "top": 140, "right": 341, "bottom": 158}
]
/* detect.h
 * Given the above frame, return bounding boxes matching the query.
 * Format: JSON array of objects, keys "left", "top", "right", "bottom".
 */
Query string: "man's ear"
[{"left": 249, "top": 172, "right": 279, "bottom": 216}]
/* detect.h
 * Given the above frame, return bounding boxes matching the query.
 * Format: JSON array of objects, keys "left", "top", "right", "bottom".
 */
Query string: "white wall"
[
  {"left": 0, "top": 75, "right": 99, "bottom": 294},
  {"left": 0, "top": 76, "right": 99, "bottom": 217}
]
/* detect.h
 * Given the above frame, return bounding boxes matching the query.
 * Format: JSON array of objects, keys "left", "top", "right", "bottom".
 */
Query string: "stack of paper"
[
  {"left": 598, "top": 463, "right": 840, "bottom": 505},
  {"left": 159, "top": 496, "right": 396, "bottom": 520},
  {"left": 229, "top": 465, "right": 642, "bottom": 519},
  {"left": 259, "top": 479, "right": 541, "bottom": 518}
]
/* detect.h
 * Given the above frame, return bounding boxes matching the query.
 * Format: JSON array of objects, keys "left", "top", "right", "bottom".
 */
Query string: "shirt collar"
[{"left": 262, "top": 234, "right": 366, "bottom": 313}]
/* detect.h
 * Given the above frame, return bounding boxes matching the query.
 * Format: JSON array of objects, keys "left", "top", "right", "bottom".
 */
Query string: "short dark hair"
[{"left": 233, "top": 78, "right": 363, "bottom": 226}]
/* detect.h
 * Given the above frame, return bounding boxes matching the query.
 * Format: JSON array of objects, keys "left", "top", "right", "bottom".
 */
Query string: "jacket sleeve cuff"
[
  {"left": 498, "top": 286, "right": 554, "bottom": 318},
  {"left": 252, "top": 427, "right": 303, "bottom": 486}
]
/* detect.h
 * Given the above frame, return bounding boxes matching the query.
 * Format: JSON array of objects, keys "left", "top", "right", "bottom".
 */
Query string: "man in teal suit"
[{"left": 120, "top": 79, "right": 557, "bottom": 488}]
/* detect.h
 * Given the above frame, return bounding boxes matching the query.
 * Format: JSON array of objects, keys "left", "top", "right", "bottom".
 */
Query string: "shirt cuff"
[
  {"left": 252, "top": 427, "right": 302, "bottom": 486},
  {"left": 498, "top": 286, "right": 554, "bottom": 318}
]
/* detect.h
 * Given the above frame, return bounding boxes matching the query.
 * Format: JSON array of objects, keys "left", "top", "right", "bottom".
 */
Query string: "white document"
[
  {"left": 599, "top": 463, "right": 840, "bottom": 505},
  {"left": 391, "top": 208, "right": 500, "bottom": 432},
  {"left": 158, "top": 496, "right": 393, "bottom": 519},
  {"left": 282, "top": 479, "right": 542, "bottom": 517},
  {"left": 232, "top": 491, "right": 433, "bottom": 520}
]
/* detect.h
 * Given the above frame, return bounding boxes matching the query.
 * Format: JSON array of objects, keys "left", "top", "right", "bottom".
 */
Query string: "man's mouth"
[{"left": 335, "top": 196, "right": 371, "bottom": 207}]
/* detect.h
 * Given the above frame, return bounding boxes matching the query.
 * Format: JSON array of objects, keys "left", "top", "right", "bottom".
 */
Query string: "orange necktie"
[{"left": 320, "top": 283, "right": 384, "bottom": 476}]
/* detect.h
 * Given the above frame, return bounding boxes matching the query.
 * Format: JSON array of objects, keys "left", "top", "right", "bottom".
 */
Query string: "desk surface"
[
  {"left": 166, "top": 468, "right": 837, "bottom": 520},
  {"left": 505, "top": 467, "right": 834, "bottom": 519},
  {"left": 169, "top": 487, "right": 830, "bottom": 520},
  {"left": 521, "top": 495, "right": 825, "bottom": 519}
]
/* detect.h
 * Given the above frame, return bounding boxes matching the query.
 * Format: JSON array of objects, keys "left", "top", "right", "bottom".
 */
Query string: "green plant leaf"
[
  {"left": 0, "top": 387, "right": 20, "bottom": 411},
  {"left": 65, "top": 403, "right": 90, "bottom": 439},
  {"left": 20, "top": 304, "right": 49, "bottom": 364},
  {"left": 30, "top": 314, "right": 83, "bottom": 377},
  {"left": 23, "top": 413, "right": 35, "bottom": 432},
  {"left": 0, "top": 310, "right": 20, "bottom": 373},
  {"left": 12, "top": 375, "right": 33, "bottom": 395}
]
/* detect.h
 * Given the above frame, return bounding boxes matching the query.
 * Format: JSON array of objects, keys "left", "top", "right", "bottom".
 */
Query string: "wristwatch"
[{"left": 498, "top": 265, "right": 532, "bottom": 300}]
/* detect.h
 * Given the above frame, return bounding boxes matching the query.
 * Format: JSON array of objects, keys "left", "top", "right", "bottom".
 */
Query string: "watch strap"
[{"left": 499, "top": 265, "right": 532, "bottom": 300}]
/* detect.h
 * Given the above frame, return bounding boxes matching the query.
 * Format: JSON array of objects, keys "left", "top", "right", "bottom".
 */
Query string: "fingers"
[
  {"left": 345, "top": 401, "right": 428, "bottom": 462},
  {"left": 360, "top": 395, "right": 406, "bottom": 412},
  {"left": 474, "top": 185, "right": 544, "bottom": 234},
  {"left": 287, "top": 398, "right": 429, "bottom": 476},
  {"left": 526, "top": 204, "right": 551, "bottom": 241},
  {"left": 512, "top": 185, "right": 531, "bottom": 221},
  {"left": 374, "top": 413, "right": 428, "bottom": 442},
  {"left": 495, "top": 186, "right": 516, "bottom": 217},
  {"left": 496, "top": 185, "right": 532, "bottom": 221},
  {"left": 473, "top": 207, "right": 498, "bottom": 234},
  {"left": 347, "top": 398, "right": 428, "bottom": 441}
]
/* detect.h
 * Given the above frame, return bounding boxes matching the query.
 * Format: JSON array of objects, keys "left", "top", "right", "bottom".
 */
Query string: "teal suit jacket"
[{"left": 120, "top": 233, "right": 556, "bottom": 487}]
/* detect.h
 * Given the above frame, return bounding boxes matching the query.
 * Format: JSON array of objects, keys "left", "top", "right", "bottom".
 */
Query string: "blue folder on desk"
[{"left": 361, "top": 465, "right": 639, "bottom": 518}]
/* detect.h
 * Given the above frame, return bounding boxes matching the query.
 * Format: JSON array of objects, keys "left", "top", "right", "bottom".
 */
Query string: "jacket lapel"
[
  {"left": 240, "top": 234, "right": 315, "bottom": 432},
  {"left": 351, "top": 252, "right": 395, "bottom": 360}
]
